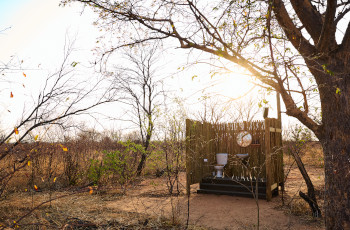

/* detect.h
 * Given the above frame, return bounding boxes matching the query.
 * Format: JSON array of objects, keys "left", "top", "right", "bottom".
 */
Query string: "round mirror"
[{"left": 236, "top": 131, "right": 252, "bottom": 147}]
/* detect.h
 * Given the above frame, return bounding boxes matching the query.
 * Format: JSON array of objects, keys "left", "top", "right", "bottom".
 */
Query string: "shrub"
[
  {"left": 87, "top": 159, "right": 104, "bottom": 186},
  {"left": 86, "top": 141, "right": 142, "bottom": 191}
]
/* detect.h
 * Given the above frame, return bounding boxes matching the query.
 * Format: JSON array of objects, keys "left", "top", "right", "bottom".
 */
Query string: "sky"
[{"left": 0, "top": 0, "right": 285, "bottom": 138}]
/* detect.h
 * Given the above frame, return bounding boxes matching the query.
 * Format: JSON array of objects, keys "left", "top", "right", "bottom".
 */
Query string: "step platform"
[{"left": 197, "top": 177, "right": 278, "bottom": 199}]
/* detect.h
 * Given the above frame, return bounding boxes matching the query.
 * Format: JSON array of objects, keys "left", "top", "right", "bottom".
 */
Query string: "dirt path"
[
  {"left": 0, "top": 171, "right": 324, "bottom": 229},
  {"left": 104, "top": 172, "right": 324, "bottom": 229}
]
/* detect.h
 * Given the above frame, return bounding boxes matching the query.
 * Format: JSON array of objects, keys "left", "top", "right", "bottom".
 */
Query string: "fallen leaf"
[
  {"left": 14, "top": 127, "right": 19, "bottom": 135},
  {"left": 34, "top": 185, "right": 38, "bottom": 190},
  {"left": 10, "top": 92, "right": 13, "bottom": 98},
  {"left": 89, "top": 186, "right": 93, "bottom": 194},
  {"left": 59, "top": 144, "right": 68, "bottom": 151},
  {"left": 23, "top": 72, "right": 26, "bottom": 77},
  {"left": 34, "top": 135, "right": 38, "bottom": 141}
]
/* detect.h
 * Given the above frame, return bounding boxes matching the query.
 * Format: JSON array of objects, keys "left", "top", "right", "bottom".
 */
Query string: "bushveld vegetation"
[
  {"left": 0, "top": 125, "right": 326, "bottom": 229},
  {"left": 2, "top": 0, "right": 349, "bottom": 228},
  {"left": 60, "top": 0, "right": 350, "bottom": 228}
]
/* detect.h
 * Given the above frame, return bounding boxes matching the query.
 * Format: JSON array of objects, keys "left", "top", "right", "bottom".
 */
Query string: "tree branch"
[
  {"left": 272, "top": 0, "right": 316, "bottom": 57},
  {"left": 290, "top": 0, "right": 323, "bottom": 43},
  {"left": 317, "top": 0, "right": 337, "bottom": 52}
]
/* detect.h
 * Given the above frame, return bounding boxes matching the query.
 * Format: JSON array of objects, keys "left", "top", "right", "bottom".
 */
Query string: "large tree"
[
  {"left": 62, "top": 0, "right": 350, "bottom": 228},
  {"left": 111, "top": 44, "right": 165, "bottom": 175}
]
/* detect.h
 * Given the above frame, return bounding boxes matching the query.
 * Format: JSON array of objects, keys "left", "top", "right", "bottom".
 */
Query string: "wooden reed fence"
[{"left": 186, "top": 118, "right": 283, "bottom": 201}]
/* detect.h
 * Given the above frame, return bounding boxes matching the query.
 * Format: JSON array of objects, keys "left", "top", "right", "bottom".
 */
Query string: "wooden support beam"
[
  {"left": 269, "top": 127, "right": 282, "bottom": 133},
  {"left": 271, "top": 183, "right": 278, "bottom": 191},
  {"left": 265, "top": 119, "right": 272, "bottom": 201},
  {"left": 185, "top": 119, "right": 191, "bottom": 196},
  {"left": 277, "top": 92, "right": 281, "bottom": 122}
]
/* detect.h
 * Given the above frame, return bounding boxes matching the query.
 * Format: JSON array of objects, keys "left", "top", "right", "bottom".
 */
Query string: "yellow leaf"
[
  {"left": 23, "top": 72, "right": 26, "bottom": 77},
  {"left": 27, "top": 161, "right": 31, "bottom": 166},
  {"left": 59, "top": 144, "right": 68, "bottom": 151},
  {"left": 14, "top": 127, "right": 19, "bottom": 135},
  {"left": 53, "top": 177, "right": 57, "bottom": 183},
  {"left": 41, "top": 177, "right": 45, "bottom": 182},
  {"left": 34, "top": 135, "right": 38, "bottom": 141},
  {"left": 34, "top": 185, "right": 38, "bottom": 190},
  {"left": 25, "top": 188, "right": 27, "bottom": 192}
]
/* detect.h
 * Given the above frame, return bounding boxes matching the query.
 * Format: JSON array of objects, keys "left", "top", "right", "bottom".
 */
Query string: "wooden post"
[
  {"left": 276, "top": 92, "right": 284, "bottom": 189},
  {"left": 265, "top": 118, "right": 272, "bottom": 201},
  {"left": 276, "top": 92, "right": 281, "bottom": 122},
  {"left": 185, "top": 119, "right": 191, "bottom": 196}
]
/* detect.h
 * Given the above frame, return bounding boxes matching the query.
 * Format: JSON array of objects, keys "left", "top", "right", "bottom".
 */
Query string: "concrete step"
[
  {"left": 197, "top": 189, "right": 267, "bottom": 199},
  {"left": 200, "top": 182, "right": 266, "bottom": 193},
  {"left": 201, "top": 177, "right": 267, "bottom": 187}
]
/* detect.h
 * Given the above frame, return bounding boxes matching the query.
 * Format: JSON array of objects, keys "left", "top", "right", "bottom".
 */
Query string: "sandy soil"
[
  {"left": 0, "top": 166, "right": 325, "bottom": 229},
  {"left": 103, "top": 172, "right": 324, "bottom": 230}
]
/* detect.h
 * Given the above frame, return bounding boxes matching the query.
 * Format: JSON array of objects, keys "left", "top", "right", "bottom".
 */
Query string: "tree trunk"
[
  {"left": 291, "top": 149, "right": 322, "bottom": 217},
  {"left": 320, "top": 131, "right": 350, "bottom": 229},
  {"left": 136, "top": 153, "right": 147, "bottom": 176},
  {"left": 136, "top": 133, "right": 152, "bottom": 176},
  {"left": 317, "top": 57, "right": 350, "bottom": 229}
]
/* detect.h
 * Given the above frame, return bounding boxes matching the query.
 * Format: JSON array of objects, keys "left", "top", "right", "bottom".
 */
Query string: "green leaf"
[
  {"left": 71, "top": 61, "right": 79, "bottom": 67},
  {"left": 336, "top": 88, "right": 341, "bottom": 95}
]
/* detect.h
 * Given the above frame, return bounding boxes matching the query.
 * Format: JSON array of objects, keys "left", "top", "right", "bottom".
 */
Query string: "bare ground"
[
  {"left": 0, "top": 169, "right": 325, "bottom": 229},
  {"left": 0, "top": 143, "right": 326, "bottom": 229}
]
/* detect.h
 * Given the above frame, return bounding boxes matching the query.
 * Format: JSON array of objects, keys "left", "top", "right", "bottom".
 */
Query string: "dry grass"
[
  {"left": 301, "top": 142, "right": 324, "bottom": 168},
  {"left": 0, "top": 188, "right": 198, "bottom": 230},
  {"left": 289, "top": 198, "right": 312, "bottom": 216},
  {"left": 0, "top": 140, "right": 187, "bottom": 229},
  {"left": 0, "top": 141, "right": 325, "bottom": 229}
]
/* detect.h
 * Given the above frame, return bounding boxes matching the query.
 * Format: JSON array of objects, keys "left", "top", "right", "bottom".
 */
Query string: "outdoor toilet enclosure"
[{"left": 185, "top": 118, "right": 284, "bottom": 201}]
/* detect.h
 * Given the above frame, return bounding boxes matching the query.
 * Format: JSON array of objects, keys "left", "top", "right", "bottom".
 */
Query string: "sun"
[{"left": 202, "top": 69, "right": 258, "bottom": 100}]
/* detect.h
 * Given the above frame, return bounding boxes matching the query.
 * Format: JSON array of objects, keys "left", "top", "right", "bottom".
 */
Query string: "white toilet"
[{"left": 214, "top": 153, "right": 228, "bottom": 178}]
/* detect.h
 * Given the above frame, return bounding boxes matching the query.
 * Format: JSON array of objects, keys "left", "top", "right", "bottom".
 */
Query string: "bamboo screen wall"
[{"left": 186, "top": 118, "right": 283, "bottom": 200}]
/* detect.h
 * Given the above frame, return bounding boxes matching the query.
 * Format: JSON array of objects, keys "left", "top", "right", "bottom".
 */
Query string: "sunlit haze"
[{"left": 0, "top": 0, "right": 285, "bottom": 137}]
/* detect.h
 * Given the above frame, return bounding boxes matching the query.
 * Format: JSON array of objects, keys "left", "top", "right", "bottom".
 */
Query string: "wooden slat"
[{"left": 185, "top": 118, "right": 282, "bottom": 201}]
